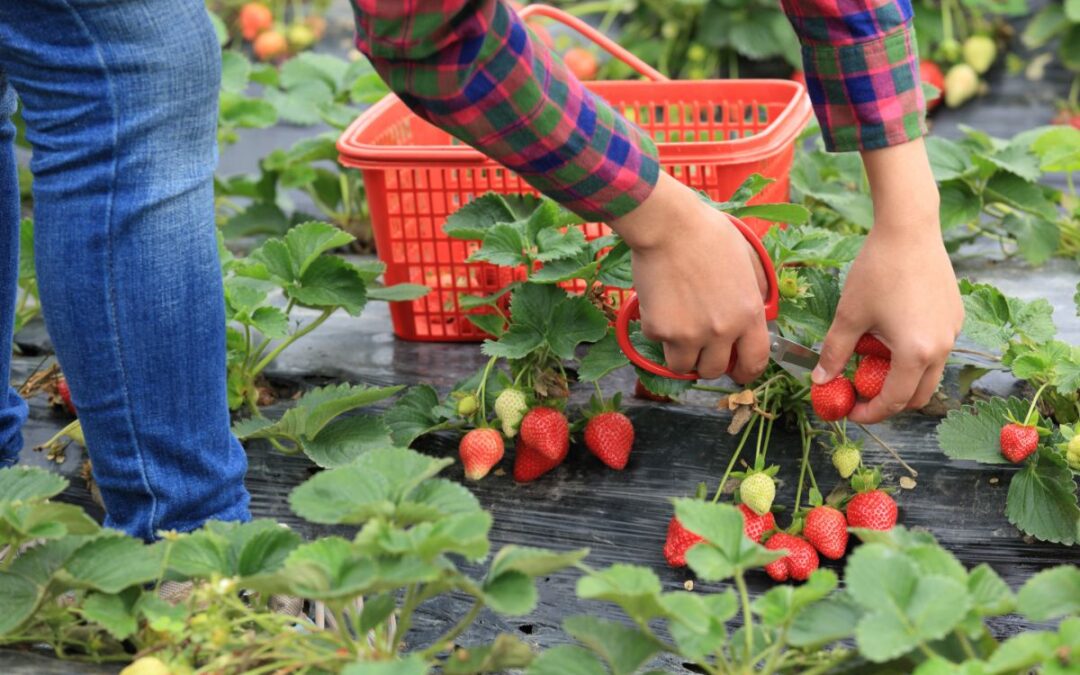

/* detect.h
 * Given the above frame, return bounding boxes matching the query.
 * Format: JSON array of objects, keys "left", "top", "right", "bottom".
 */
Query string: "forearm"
[
  {"left": 350, "top": 0, "right": 659, "bottom": 222},
  {"left": 861, "top": 138, "right": 941, "bottom": 236}
]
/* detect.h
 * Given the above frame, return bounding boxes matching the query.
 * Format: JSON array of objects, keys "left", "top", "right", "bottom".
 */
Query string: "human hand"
[
  {"left": 812, "top": 140, "right": 964, "bottom": 423},
  {"left": 610, "top": 172, "right": 770, "bottom": 383}
]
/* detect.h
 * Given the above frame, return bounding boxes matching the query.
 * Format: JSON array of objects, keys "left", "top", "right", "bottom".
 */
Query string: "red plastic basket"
[{"left": 337, "top": 4, "right": 812, "bottom": 342}]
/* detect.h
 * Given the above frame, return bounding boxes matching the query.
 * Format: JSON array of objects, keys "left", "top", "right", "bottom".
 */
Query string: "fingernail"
[{"left": 811, "top": 365, "right": 828, "bottom": 384}]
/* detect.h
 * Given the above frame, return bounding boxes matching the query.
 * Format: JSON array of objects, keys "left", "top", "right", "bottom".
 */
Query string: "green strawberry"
[
  {"left": 494, "top": 388, "right": 529, "bottom": 438},
  {"left": 1066, "top": 434, "right": 1080, "bottom": 472},
  {"left": 456, "top": 394, "right": 478, "bottom": 417},
  {"left": 832, "top": 444, "right": 861, "bottom": 479},
  {"left": 740, "top": 472, "right": 775, "bottom": 516}
]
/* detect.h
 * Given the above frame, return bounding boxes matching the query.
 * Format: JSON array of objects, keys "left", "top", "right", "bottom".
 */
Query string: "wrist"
[{"left": 608, "top": 172, "right": 706, "bottom": 251}]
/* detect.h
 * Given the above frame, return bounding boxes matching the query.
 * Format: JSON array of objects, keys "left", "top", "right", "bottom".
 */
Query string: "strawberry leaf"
[
  {"left": 384, "top": 385, "right": 442, "bottom": 447},
  {"left": 365, "top": 284, "right": 430, "bottom": 302},
  {"left": 1005, "top": 449, "right": 1080, "bottom": 545},
  {"left": 578, "top": 333, "right": 630, "bottom": 383},
  {"left": 530, "top": 255, "right": 598, "bottom": 284},
  {"left": 303, "top": 415, "right": 393, "bottom": 468},
  {"left": 1016, "top": 565, "right": 1080, "bottom": 621},
  {"left": 444, "top": 194, "right": 543, "bottom": 240},
  {"left": 482, "top": 285, "right": 606, "bottom": 361},
  {"left": 576, "top": 564, "right": 667, "bottom": 624},
  {"left": 845, "top": 544, "right": 972, "bottom": 663},
  {"left": 469, "top": 224, "right": 529, "bottom": 267},
  {"left": 938, "top": 181, "right": 982, "bottom": 231},
  {"left": 526, "top": 645, "right": 607, "bottom": 675},
  {"left": 597, "top": 241, "right": 633, "bottom": 289},
  {"left": 777, "top": 268, "right": 840, "bottom": 346},
  {"left": 342, "top": 656, "right": 428, "bottom": 675},
  {"left": 535, "top": 227, "right": 587, "bottom": 263},
  {"left": 959, "top": 280, "right": 1057, "bottom": 351},
  {"left": 0, "top": 466, "right": 68, "bottom": 503},
  {"left": 81, "top": 590, "right": 139, "bottom": 640},
  {"left": 984, "top": 173, "right": 1059, "bottom": 221},
  {"left": 1000, "top": 213, "right": 1059, "bottom": 267},
  {"left": 442, "top": 635, "right": 534, "bottom": 674},
  {"left": 562, "top": 616, "right": 660, "bottom": 675},
  {"left": 628, "top": 323, "right": 694, "bottom": 397},
  {"left": 64, "top": 535, "right": 165, "bottom": 593},
  {"left": 936, "top": 397, "right": 1034, "bottom": 464},
  {"left": 287, "top": 256, "right": 368, "bottom": 315},
  {"left": 730, "top": 202, "right": 810, "bottom": 225}
]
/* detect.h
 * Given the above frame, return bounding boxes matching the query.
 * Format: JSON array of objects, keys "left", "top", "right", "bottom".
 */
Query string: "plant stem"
[
  {"left": 252, "top": 308, "right": 334, "bottom": 375},
  {"left": 1023, "top": 382, "right": 1051, "bottom": 426},
  {"left": 794, "top": 418, "right": 812, "bottom": 513},
  {"left": 855, "top": 423, "right": 918, "bottom": 477},
  {"left": 711, "top": 422, "right": 756, "bottom": 503},
  {"left": 419, "top": 600, "right": 482, "bottom": 659},
  {"left": 734, "top": 570, "right": 754, "bottom": 666},
  {"left": 475, "top": 355, "right": 499, "bottom": 420},
  {"left": 955, "top": 628, "right": 978, "bottom": 660}
]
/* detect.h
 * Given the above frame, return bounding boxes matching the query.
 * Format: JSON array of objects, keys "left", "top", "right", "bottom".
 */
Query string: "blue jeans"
[{"left": 0, "top": 0, "right": 250, "bottom": 540}]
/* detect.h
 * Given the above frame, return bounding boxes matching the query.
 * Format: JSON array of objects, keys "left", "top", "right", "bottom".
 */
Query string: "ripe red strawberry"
[
  {"left": 56, "top": 378, "right": 76, "bottom": 416},
  {"left": 738, "top": 503, "right": 776, "bottom": 543},
  {"left": 634, "top": 379, "right": 672, "bottom": 402},
  {"left": 585, "top": 411, "right": 634, "bottom": 470},
  {"left": 854, "top": 356, "right": 890, "bottom": 400},
  {"left": 764, "top": 533, "right": 819, "bottom": 582},
  {"left": 854, "top": 334, "right": 891, "bottom": 359},
  {"left": 1000, "top": 423, "right": 1039, "bottom": 464},
  {"left": 663, "top": 516, "right": 704, "bottom": 568},
  {"left": 846, "top": 490, "right": 898, "bottom": 530},
  {"left": 810, "top": 377, "right": 855, "bottom": 422},
  {"left": 803, "top": 506, "right": 849, "bottom": 560},
  {"left": 458, "top": 428, "right": 504, "bottom": 480},
  {"left": 512, "top": 438, "right": 565, "bottom": 483},
  {"left": 920, "top": 60, "right": 945, "bottom": 111},
  {"left": 519, "top": 407, "right": 570, "bottom": 462}
]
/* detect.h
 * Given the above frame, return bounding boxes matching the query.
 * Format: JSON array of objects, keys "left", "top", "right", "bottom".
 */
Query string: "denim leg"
[
  {"left": 0, "top": 0, "right": 250, "bottom": 539},
  {"left": 0, "top": 80, "right": 29, "bottom": 468}
]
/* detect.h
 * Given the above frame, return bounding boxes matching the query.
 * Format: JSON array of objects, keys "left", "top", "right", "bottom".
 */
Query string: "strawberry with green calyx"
[
  {"left": 920, "top": 60, "right": 945, "bottom": 111},
  {"left": 1000, "top": 385, "right": 1051, "bottom": 465},
  {"left": 831, "top": 441, "right": 862, "bottom": 479},
  {"left": 583, "top": 393, "right": 635, "bottom": 470},
  {"left": 634, "top": 378, "right": 672, "bottom": 403},
  {"left": 663, "top": 516, "right": 704, "bottom": 568},
  {"left": 494, "top": 387, "right": 529, "bottom": 438},
  {"left": 764, "top": 532, "right": 819, "bottom": 582},
  {"left": 845, "top": 468, "right": 898, "bottom": 531},
  {"left": 811, "top": 376, "right": 855, "bottom": 421},
  {"left": 803, "top": 504, "right": 849, "bottom": 560},
  {"left": 512, "top": 437, "right": 565, "bottom": 483},
  {"left": 1059, "top": 424, "right": 1080, "bottom": 472},
  {"left": 458, "top": 428, "right": 504, "bottom": 481},
  {"left": 520, "top": 406, "right": 570, "bottom": 462},
  {"left": 738, "top": 503, "right": 776, "bottom": 543},
  {"left": 778, "top": 269, "right": 810, "bottom": 301},
  {"left": 962, "top": 35, "right": 997, "bottom": 74},
  {"left": 854, "top": 355, "right": 890, "bottom": 400},
  {"left": 737, "top": 464, "right": 779, "bottom": 516},
  {"left": 455, "top": 393, "right": 479, "bottom": 418},
  {"left": 944, "top": 63, "right": 979, "bottom": 108}
]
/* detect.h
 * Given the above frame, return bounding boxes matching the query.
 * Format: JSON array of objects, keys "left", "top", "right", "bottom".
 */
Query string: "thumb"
[{"left": 812, "top": 316, "right": 861, "bottom": 385}]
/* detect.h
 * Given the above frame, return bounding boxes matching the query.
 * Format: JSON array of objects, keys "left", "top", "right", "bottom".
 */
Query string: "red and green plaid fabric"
[
  {"left": 781, "top": 0, "right": 927, "bottom": 151},
  {"left": 351, "top": 0, "right": 659, "bottom": 221},
  {"left": 351, "top": 0, "right": 926, "bottom": 220}
]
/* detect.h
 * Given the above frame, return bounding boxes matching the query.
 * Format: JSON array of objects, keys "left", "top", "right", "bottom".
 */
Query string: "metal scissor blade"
[{"left": 767, "top": 323, "right": 820, "bottom": 379}]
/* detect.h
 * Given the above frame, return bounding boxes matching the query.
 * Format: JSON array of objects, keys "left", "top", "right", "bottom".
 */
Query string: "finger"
[
  {"left": 663, "top": 340, "right": 701, "bottom": 376},
  {"left": 812, "top": 312, "right": 862, "bottom": 385},
  {"left": 848, "top": 356, "right": 923, "bottom": 424},
  {"left": 908, "top": 358, "right": 947, "bottom": 410},
  {"left": 695, "top": 340, "right": 735, "bottom": 380},
  {"left": 729, "top": 319, "right": 772, "bottom": 385}
]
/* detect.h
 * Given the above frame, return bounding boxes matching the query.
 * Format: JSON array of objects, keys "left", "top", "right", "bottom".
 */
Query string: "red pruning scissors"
[{"left": 614, "top": 216, "right": 820, "bottom": 381}]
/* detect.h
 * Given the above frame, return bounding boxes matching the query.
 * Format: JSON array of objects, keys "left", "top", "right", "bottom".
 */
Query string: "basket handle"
[{"left": 517, "top": 4, "right": 669, "bottom": 82}]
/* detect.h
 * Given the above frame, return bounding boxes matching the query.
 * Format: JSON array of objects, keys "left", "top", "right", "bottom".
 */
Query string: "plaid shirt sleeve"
[
  {"left": 781, "top": 0, "right": 928, "bottom": 152},
  {"left": 350, "top": 0, "right": 660, "bottom": 222}
]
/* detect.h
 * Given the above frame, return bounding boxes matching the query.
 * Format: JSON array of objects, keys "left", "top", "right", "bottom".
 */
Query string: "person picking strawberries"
[{"left": 0, "top": 0, "right": 958, "bottom": 544}]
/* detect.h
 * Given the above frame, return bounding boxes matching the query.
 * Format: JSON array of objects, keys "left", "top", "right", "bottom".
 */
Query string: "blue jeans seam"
[{"left": 61, "top": 0, "right": 162, "bottom": 536}]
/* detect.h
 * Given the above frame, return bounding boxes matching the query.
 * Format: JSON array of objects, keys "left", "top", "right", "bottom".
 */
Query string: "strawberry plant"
[
  {"left": 551, "top": 501, "right": 1078, "bottom": 674},
  {"left": 221, "top": 221, "right": 427, "bottom": 413},
  {"left": 0, "top": 451, "right": 586, "bottom": 672},
  {"left": 792, "top": 125, "right": 1080, "bottom": 265},
  {"left": 384, "top": 175, "right": 806, "bottom": 482}
]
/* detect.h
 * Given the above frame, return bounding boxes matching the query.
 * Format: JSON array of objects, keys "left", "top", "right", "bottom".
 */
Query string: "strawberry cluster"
[
  {"left": 457, "top": 388, "right": 637, "bottom": 483},
  {"left": 810, "top": 334, "right": 892, "bottom": 422}
]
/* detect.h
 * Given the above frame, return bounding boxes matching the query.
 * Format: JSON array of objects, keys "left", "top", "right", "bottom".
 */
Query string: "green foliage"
[
  {"left": 222, "top": 221, "right": 427, "bottom": 412},
  {"left": 0, "top": 451, "right": 584, "bottom": 672}
]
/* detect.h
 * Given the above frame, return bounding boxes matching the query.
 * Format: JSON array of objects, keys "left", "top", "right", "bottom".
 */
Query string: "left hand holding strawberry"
[{"left": 812, "top": 139, "right": 964, "bottom": 424}]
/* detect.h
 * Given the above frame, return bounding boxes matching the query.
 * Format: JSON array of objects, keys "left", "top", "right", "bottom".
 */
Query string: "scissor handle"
[{"left": 615, "top": 215, "right": 780, "bottom": 380}]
